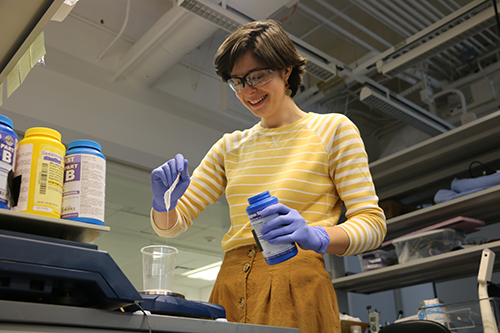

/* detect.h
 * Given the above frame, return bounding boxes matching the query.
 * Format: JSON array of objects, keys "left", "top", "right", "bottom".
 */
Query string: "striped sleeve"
[
  {"left": 150, "top": 208, "right": 188, "bottom": 238},
  {"left": 318, "top": 114, "right": 387, "bottom": 256},
  {"left": 150, "top": 133, "right": 233, "bottom": 238}
]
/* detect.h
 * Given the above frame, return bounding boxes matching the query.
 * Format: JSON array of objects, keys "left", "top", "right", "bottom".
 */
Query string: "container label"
[
  {"left": 62, "top": 153, "right": 106, "bottom": 221},
  {"left": 0, "top": 132, "right": 16, "bottom": 206},
  {"left": 12, "top": 143, "right": 33, "bottom": 212},
  {"left": 250, "top": 212, "right": 297, "bottom": 260},
  {"left": 33, "top": 146, "right": 64, "bottom": 214}
]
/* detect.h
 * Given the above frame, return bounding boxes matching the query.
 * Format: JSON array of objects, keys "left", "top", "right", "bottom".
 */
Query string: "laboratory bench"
[
  {"left": 0, "top": 209, "right": 298, "bottom": 333},
  {"left": 0, "top": 300, "right": 300, "bottom": 333}
]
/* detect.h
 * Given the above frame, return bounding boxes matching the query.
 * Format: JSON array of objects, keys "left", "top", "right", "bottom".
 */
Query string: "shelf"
[
  {"left": 384, "top": 184, "right": 500, "bottom": 241},
  {"left": 332, "top": 241, "right": 500, "bottom": 294},
  {"left": 335, "top": 111, "right": 500, "bottom": 297},
  {"left": 0, "top": 209, "right": 109, "bottom": 243},
  {"left": 370, "top": 110, "right": 500, "bottom": 201},
  {"left": 0, "top": 0, "right": 64, "bottom": 82},
  {"left": 0, "top": 300, "right": 300, "bottom": 333}
]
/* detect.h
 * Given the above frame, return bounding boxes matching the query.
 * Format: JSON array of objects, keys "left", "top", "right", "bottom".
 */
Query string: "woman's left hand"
[{"left": 260, "top": 203, "right": 330, "bottom": 254}]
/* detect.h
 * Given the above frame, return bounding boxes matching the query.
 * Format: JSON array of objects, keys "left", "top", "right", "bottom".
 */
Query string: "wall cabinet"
[{"left": 332, "top": 110, "right": 500, "bottom": 294}]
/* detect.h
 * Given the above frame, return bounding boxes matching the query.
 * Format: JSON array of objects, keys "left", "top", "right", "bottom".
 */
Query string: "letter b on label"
[
  {"left": 65, "top": 169, "right": 76, "bottom": 182},
  {"left": 2, "top": 150, "right": 12, "bottom": 164}
]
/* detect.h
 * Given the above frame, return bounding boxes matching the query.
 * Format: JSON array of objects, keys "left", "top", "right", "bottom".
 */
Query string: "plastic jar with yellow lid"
[{"left": 12, "top": 127, "right": 66, "bottom": 218}]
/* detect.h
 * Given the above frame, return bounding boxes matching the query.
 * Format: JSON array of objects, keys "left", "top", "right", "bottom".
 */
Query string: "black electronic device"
[
  {"left": 126, "top": 291, "right": 226, "bottom": 319},
  {"left": 0, "top": 228, "right": 226, "bottom": 319},
  {"left": 0, "top": 229, "right": 142, "bottom": 310}
]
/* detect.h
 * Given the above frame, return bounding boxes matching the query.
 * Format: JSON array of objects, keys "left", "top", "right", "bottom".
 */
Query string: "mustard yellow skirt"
[{"left": 209, "top": 245, "right": 340, "bottom": 333}]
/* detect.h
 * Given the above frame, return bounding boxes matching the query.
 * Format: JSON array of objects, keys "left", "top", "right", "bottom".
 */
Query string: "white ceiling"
[{"left": 3, "top": 0, "right": 500, "bottom": 291}]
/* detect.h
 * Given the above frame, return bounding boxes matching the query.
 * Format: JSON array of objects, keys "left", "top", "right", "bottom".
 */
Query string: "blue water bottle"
[
  {"left": 61, "top": 139, "right": 106, "bottom": 225},
  {"left": 0, "top": 115, "right": 17, "bottom": 210},
  {"left": 246, "top": 191, "right": 298, "bottom": 265}
]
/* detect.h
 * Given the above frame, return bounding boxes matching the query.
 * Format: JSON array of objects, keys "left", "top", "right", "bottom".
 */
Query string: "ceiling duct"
[
  {"left": 177, "top": 0, "right": 337, "bottom": 82},
  {"left": 359, "top": 84, "right": 455, "bottom": 137},
  {"left": 112, "top": 5, "right": 219, "bottom": 86},
  {"left": 377, "top": 0, "right": 496, "bottom": 77}
]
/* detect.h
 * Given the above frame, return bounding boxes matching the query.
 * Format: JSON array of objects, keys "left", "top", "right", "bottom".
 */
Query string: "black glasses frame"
[{"left": 227, "top": 68, "right": 274, "bottom": 93}]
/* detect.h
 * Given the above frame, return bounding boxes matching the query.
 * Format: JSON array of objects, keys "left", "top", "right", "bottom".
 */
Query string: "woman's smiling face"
[{"left": 230, "top": 52, "right": 290, "bottom": 123}]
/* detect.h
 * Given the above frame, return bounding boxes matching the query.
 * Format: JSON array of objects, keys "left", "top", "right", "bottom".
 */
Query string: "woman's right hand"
[{"left": 151, "top": 153, "right": 190, "bottom": 212}]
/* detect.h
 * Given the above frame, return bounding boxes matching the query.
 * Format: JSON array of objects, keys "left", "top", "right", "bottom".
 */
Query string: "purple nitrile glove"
[
  {"left": 260, "top": 203, "right": 330, "bottom": 254},
  {"left": 151, "top": 153, "right": 190, "bottom": 212}
]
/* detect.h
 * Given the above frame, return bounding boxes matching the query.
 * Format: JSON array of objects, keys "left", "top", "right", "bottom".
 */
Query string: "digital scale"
[{"left": 0, "top": 213, "right": 225, "bottom": 319}]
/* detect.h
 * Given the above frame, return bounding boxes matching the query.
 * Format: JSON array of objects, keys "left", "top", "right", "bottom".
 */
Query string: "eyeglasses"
[{"left": 227, "top": 68, "right": 276, "bottom": 93}]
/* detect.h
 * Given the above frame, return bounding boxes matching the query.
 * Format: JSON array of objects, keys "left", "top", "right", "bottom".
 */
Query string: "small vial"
[{"left": 246, "top": 191, "right": 298, "bottom": 265}]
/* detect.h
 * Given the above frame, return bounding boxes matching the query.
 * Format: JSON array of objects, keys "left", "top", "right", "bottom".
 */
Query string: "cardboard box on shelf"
[{"left": 380, "top": 200, "right": 417, "bottom": 219}]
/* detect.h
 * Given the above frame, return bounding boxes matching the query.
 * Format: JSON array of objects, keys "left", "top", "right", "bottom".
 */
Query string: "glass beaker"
[{"left": 141, "top": 245, "right": 178, "bottom": 292}]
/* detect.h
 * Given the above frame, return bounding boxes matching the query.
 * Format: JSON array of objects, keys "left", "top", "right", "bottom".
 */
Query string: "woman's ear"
[{"left": 283, "top": 67, "right": 292, "bottom": 81}]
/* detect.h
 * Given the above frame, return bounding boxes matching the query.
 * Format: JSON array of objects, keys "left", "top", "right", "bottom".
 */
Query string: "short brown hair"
[{"left": 214, "top": 20, "right": 307, "bottom": 98}]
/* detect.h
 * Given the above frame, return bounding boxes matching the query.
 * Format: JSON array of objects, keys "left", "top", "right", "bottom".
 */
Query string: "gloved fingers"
[
  {"left": 261, "top": 203, "right": 291, "bottom": 217},
  {"left": 174, "top": 154, "right": 186, "bottom": 173},
  {"left": 152, "top": 165, "right": 168, "bottom": 188},
  {"left": 266, "top": 233, "right": 296, "bottom": 245},
  {"left": 261, "top": 219, "right": 299, "bottom": 241},
  {"left": 180, "top": 159, "right": 190, "bottom": 182},
  {"left": 260, "top": 212, "right": 294, "bottom": 235},
  {"left": 161, "top": 161, "right": 176, "bottom": 187}
]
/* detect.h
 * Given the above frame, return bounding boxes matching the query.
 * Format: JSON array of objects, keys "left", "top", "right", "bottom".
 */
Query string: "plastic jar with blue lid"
[
  {"left": 61, "top": 139, "right": 106, "bottom": 225},
  {"left": 246, "top": 191, "right": 298, "bottom": 265},
  {"left": 0, "top": 115, "right": 17, "bottom": 209}
]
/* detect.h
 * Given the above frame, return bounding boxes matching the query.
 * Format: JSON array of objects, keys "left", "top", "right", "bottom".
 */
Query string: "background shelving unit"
[
  {"left": 333, "top": 110, "right": 500, "bottom": 294},
  {"left": 333, "top": 241, "right": 500, "bottom": 294}
]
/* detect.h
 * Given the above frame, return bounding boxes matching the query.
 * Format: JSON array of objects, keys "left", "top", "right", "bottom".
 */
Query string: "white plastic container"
[
  {"left": 393, "top": 228, "right": 465, "bottom": 264},
  {"left": 61, "top": 139, "right": 106, "bottom": 225},
  {"left": 357, "top": 249, "right": 397, "bottom": 271},
  {"left": 420, "top": 297, "right": 500, "bottom": 333}
]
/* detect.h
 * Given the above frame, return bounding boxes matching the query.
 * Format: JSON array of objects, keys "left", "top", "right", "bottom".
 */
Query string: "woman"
[{"left": 151, "top": 19, "right": 386, "bottom": 333}]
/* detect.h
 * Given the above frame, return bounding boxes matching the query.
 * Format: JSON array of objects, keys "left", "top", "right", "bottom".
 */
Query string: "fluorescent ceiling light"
[
  {"left": 360, "top": 84, "right": 455, "bottom": 137},
  {"left": 182, "top": 261, "right": 222, "bottom": 281},
  {"left": 177, "top": 0, "right": 245, "bottom": 32},
  {"left": 380, "top": 0, "right": 496, "bottom": 77},
  {"left": 178, "top": 0, "right": 337, "bottom": 82}
]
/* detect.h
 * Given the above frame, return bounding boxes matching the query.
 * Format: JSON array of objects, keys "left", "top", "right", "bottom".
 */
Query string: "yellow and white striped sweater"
[{"left": 152, "top": 112, "right": 386, "bottom": 256}]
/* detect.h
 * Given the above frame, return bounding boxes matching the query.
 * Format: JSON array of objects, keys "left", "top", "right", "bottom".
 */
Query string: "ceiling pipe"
[
  {"left": 111, "top": 5, "right": 219, "bottom": 86},
  {"left": 444, "top": 59, "right": 500, "bottom": 90},
  {"left": 351, "top": 0, "right": 490, "bottom": 77},
  {"left": 371, "top": 0, "right": 458, "bottom": 74},
  {"left": 353, "top": 0, "right": 449, "bottom": 79},
  {"left": 420, "top": 2, "right": 494, "bottom": 52},
  {"left": 98, "top": 0, "right": 131, "bottom": 61},
  {"left": 402, "top": 0, "right": 487, "bottom": 55},
  {"left": 433, "top": 89, "right": 467, "bottom": 116},
  {"left": 352, "top": 0, "right": 411, "bottom": 37},
  {"left": 314, "top": 0, "right": 393, "bottom": 48},
  {"left": 369, "top": 0, "right": 419, "bottom": 35},
  {"left": 391, "top": 0, "right": 475, "bottom": 62},
  {"left": 111, "top": 6, "right": 187, "bottom": 83},
  {"left": 296, "top": 3, "right": 376, "bottom": 52}
]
